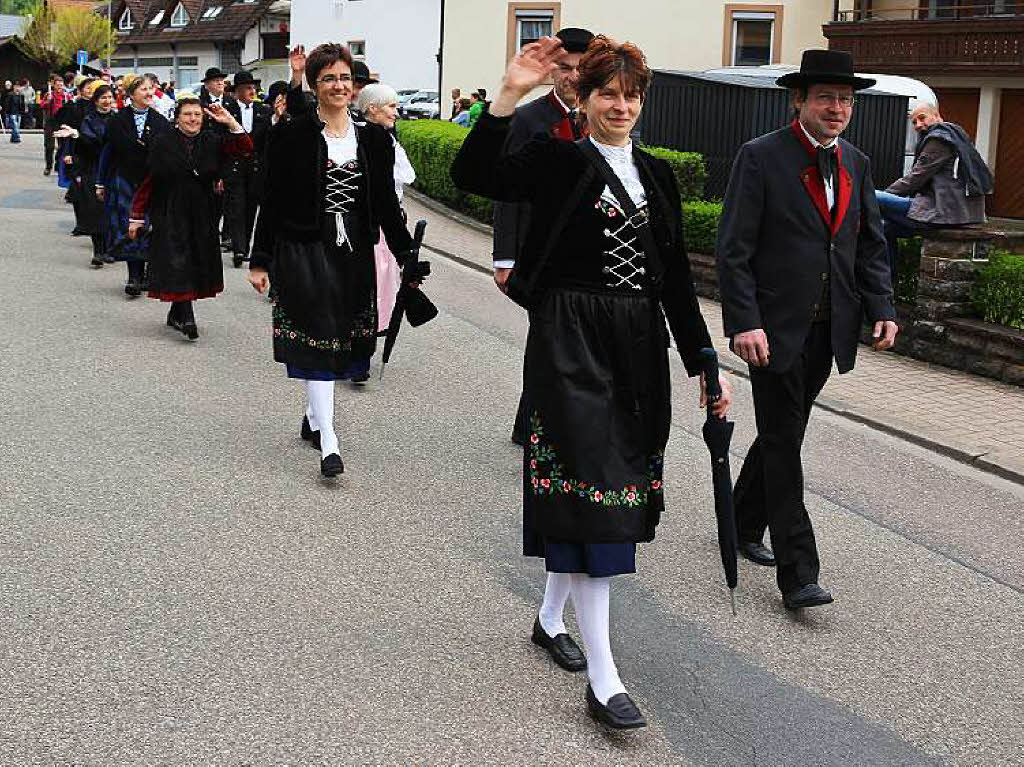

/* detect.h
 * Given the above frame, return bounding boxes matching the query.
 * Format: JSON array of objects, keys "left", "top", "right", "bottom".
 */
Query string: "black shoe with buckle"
[
  {"left": 530, "top": 617, "right": 586, "bottom": 672},
  {"left": 586, "top": 685, "right": 647, "bottom": 730}
]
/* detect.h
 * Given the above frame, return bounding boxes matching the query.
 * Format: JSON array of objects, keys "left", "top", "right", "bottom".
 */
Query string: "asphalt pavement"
[{"left": 1, "top": 135, "right": 1022, "bottom": 765}]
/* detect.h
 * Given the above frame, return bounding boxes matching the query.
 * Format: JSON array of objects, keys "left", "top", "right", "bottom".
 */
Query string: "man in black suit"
[
  {"left": 198, "top": 67, "right": 237, "bottom": 248},
  {"left": 492, "top": 26, "right": 594, "bottom": 444},
  {"left": 223, "top": 70, "right": 272, "bottom": 267},
  {"left": 717, "top": 50, "right": 899, "bottom": 610}
]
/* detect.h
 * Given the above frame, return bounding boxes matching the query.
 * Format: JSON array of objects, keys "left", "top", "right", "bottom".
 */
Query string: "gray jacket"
[{"left": 886, "top": 135, "right": 987, "bottom": 226}]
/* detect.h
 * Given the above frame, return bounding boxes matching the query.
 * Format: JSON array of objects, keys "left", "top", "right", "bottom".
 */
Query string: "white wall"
[
  {"left": 290, "top": 0, "right": 441, "bottom": 90},
  {"left": 242, "top": 24, "right": 261, "bottom": 65}
]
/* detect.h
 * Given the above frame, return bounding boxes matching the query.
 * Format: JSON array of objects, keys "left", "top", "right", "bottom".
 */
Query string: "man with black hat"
[
  {"left": 492, "top": 26, "right": 594, "bottom": 445},
  {"left": 223, "top": 70, "right": 273, "bottom": 267},
  {"left": 199, "top": 67, "right": 238, "bottom": 248},
  {"left": 717, "top": 50, "right": 899, "bottom": 611}
]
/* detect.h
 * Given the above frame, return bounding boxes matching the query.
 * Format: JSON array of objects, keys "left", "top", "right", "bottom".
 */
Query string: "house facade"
[
  {"left": 288, "top": 0, "right": 441, "bottom": 91},
  {"left": 826, "top": 0, "right": 1024, "bottom": 218},
  {"left": 107, "top": 0, "right": 291, "bottom": 89},
  {"left": 440, "top": 0, "right": 831, "bottom": 111}
]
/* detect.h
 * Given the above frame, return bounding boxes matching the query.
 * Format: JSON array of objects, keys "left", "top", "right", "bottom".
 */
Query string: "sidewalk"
[{"left": 405, "top": 187, "right": 1024, "bottom": 484}]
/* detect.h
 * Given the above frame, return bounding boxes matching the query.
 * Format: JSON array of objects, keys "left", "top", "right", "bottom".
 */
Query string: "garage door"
[
  {"left": 932, "top": 88, "right": 979, "bottom": 140},
  {"left": 991, "top": 90, "right": 1024, "bottom": 219}
]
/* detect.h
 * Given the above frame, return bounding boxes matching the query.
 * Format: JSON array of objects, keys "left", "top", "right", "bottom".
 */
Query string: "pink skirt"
[{"left": 375, "top": 240, "right": 402, "bottom": 331}]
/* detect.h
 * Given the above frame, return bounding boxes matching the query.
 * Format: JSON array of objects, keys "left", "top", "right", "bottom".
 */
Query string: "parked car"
[
  {"left": 397, "top": 89, "right": 420, "bottom": 108},
  {"left": 400, "top": 90, "right": 440, "bottom": 120}
]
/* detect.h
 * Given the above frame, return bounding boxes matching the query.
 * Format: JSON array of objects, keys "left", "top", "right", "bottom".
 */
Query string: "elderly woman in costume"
[
  {"left": 52, "top": 77, "right": 99, "bottom": 236},
  {"left": 248, "top": 43, "right": 420, "bottom": 478},
  {"left": 451, "top": 36, "right": 732, "bottom": 729},
  {"left": 99, "top": 74, "right": 170, "bottom": 297},
  {"left": 355, "top": 82, "right": 417, "bottom": 353},
  {"left": 127, "top": 99, "right": 253, "bottom": 340}
]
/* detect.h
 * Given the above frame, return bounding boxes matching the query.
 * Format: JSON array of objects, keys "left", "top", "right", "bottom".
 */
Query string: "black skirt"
[
  {"left": 271, "top": 213, "right": 378, "bottom": 373},
  {"left": 522, "top": 286, "right": 671, "bottom": 548}
]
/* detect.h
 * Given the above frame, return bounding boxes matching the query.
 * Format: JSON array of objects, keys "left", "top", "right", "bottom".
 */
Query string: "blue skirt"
[{"left": 286, "top": 356, "right": 370, "bottom": 381}]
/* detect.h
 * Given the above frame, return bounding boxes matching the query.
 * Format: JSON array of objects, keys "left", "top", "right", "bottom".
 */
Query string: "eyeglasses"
[
  {"left": 814, "top": 92, "right": 855, "bottom": 108},
  {"left": 317, "top": 74, "right": 353, "bottom": 87}
]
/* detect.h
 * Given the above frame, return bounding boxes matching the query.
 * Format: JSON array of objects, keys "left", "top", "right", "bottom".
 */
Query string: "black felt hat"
[
  {"left": 266, "top": 80, "right": 289, "bottom": 104},
  {"left": 776, "top": 50, "right": 875, "bottom": 91},
  {"left": 233, "top": 70, "right": 260, "bottom": 88},
  {"left": 351, "top": 60, "right": 377, "bottom": 85},
  {"left": 556, "top": 27, "right": 595, "bottom": 54},
  {"left": 202, "top": 67, "right": 228, "bottom": 82}
]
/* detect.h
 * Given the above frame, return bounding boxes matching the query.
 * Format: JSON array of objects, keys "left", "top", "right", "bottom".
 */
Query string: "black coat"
[
  {"left": 451, "top": 111, "right": 711, "bottom": 376},
  {"left": 74, "top": 108, "right": 114, "bottom": 233},
  {"left": 251, "top": 110, "right": 414, "bottom": 268},
  {"left": 716, "top": 123, "right": 895, "bottom": 375},
  {"left": 105, "top": 107, "right": 171, "bottom": 186},
  {"left": 199, "top": 87, "right": 237, "bottom": 133},
  {"left": 224, "top": 101, "right": 273, "bottom": 192},
  {"left": 492, "top": 91, "right": 575, "bottom": 266}
]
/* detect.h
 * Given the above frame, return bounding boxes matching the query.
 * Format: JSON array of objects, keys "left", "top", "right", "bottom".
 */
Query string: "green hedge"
[
  {"left": 894, "top": 236, "right": 922, "bottom": 305},
  {"left": 973, "top": 251, "right": 1024, "bottom": 329},
  {"left": 397, "top": 118, "right": 715, "bottom": 243}
]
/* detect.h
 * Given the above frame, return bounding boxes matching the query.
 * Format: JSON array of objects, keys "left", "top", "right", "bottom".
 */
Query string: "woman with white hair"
[{"left": 356, "top": 83, "right": 417, "bottom": 352}]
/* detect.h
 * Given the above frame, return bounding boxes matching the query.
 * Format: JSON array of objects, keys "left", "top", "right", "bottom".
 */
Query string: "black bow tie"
[
  {"left": 568, "top": 108, "right": 578, "bottom": 120},
  {"left": 817, "top": 145, "right": 837, "bottom": 186}
]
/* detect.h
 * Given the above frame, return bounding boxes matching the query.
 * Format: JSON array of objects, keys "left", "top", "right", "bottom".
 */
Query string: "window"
[
  {"left": 171, "top": 3, "right": 189, "bottom": 26},
  {"left": 505, "top": 3, "right": 560, "bottom": 63},
  {"left": 202, "top": 6, "right": 224, "bottom": 19},
  {"left": 118, "top": 6, "right": 133, "bottom": 30},
  {"left": 349, "top": 40, "right": 365, "bottom": 58},
  {"left": 923, "top": 0, "right": 957, "bottom": 19},
  {"left": 149, "top": 10, "right": 164, "bottom": 25},
  {"left": 723, "top": 5, "right": 782, "bottom": 67}
]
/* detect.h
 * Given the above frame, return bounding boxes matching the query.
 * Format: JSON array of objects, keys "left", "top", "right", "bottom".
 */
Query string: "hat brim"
[{"left": 776, "top": 72, "right": 876, "bottom": 91}]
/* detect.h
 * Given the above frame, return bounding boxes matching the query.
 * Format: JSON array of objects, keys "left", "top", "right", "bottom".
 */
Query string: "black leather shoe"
[
  {"left": 531, "top": 618, "right": 586, "bottom": 672},
  {"left": 182, "top": 321, "right": 199, "bottom": 341},
  {"left": 738, "top": 541, "right": 776, "bottom": 567},
  {"left": 44, "top": 168, "right": 51, "bottom": 176},
  {"left": 124, "top": 280, "right": 142, "bottom": 297},
  {"left": 232, "top": 253, "right": 244, "bottom": 268},
  {"left": 300, "top": 416, "right": 321, "bottom": 450},
  {"left": 90, "top": 253, "right": 104, "bottom": 268},
  {"left": 350, "top": 371, "right": 370, "bottom": 385},
  {"left": 321, "top": 453, "right": 344, "bottom": 477},
  {"left": 783, "top": 583, "right": 834, "bottom": 610},
  {"left": 586, "top": 685, "right": 646, "bottom": 730}
]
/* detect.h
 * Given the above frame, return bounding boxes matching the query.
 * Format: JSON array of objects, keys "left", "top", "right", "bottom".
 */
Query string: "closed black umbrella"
[
  {"left": 379, "top": 219, "right": 436, "bottom": 379},
  {"left": 699, "top": 347, "right": 739, "bottom": 615}
]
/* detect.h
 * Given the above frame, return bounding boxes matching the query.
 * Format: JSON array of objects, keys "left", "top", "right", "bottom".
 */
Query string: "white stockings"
[
  {"left": 538, "top": 572, "right": 572, "bottom": 637},
  {"left": 305, "top": 380, "right": 339, "bottom": 457},
  {"left": 570, "top": 573, "right": 626, "bottom": 705}
]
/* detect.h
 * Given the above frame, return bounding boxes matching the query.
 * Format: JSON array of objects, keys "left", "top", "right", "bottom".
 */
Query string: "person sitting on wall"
[
  {"left": 875, "top": 99, "right": 994, "bottom": 284},
  {"left": 452, "top": 97, "right": 472, "bottom": 127},
  {"left": 467, "top": 88, "right": 487, "bottom": 128}
]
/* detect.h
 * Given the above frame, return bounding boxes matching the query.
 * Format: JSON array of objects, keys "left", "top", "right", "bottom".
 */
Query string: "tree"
[{"left": 18, "top": 1, "right": 115, "bottom": 70}]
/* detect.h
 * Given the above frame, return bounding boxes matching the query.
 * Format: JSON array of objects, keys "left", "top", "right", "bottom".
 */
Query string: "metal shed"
[{"left": 638, "top": 69, "right": 910, "bottom": 200}]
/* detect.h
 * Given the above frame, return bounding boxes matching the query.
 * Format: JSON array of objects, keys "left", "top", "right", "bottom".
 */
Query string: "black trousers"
[
  {"left": 733, "top": 322, "right": 833, "bottom": 594},
  {"left": 225, "top": 166, "right": 258, "bottom": 256}
]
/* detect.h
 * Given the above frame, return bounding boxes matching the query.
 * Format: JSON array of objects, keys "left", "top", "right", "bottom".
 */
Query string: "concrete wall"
[
  {"left": 290, "top": 0, "right": 441, "bottom": 91},
  {"left": 441, "top": 0, "right": 829, "bottom": 112}
]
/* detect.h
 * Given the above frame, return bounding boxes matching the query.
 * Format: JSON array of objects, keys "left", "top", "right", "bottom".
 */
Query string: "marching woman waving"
[
  {"left": 451, "top": 36, "right": 732, "bottom": 729},
  {"left": 128, "top": 99, "right": 253, "bottom": 340},
  {"left": 248, "top": 43, "right": 419, "bottom": 478}
]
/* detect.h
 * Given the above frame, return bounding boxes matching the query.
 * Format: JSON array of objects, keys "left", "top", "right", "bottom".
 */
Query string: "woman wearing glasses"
[{"left": 248, "top": 43, "right": 419, "bottom": 478}]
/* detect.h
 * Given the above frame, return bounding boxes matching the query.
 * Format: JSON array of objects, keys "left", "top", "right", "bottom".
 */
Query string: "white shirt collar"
[
  {"left": 798, "top": 119, "right": 837, "bottom": 150},
  {"left": 240, "top": 101, "right": 252, "bottom": 109},
  {"left": 551, "top": 89, "right": 575, "bottom": 115}
]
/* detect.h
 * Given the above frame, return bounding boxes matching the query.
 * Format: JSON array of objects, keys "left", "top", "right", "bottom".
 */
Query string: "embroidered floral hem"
[
  {"left": 272, "top": 302, "right": 376, "bottom": 352},
  {"left": 527, "top": 412, "right": 664, "bottom": 509}
]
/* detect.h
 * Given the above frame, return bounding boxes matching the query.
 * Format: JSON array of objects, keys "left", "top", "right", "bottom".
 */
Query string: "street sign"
[{"left": 76, "top": 50, "right": 88, "bottom": 66}]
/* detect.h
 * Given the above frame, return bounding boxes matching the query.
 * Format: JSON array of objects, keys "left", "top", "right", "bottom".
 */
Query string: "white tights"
[
  {"left": 305, "top": 380, "right": 339, "bottom": 457},
  {"left": 538, "top": 571, "right": 626, "bottom": 705}
]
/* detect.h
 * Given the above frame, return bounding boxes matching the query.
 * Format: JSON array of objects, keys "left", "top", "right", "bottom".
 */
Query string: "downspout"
[{"left": 437, "top": 0, "right": 445, "bottom": 118}]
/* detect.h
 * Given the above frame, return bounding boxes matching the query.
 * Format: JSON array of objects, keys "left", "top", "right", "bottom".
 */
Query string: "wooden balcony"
[{"left": 825, "top": 4, "right": 1024, "bottom": 75}]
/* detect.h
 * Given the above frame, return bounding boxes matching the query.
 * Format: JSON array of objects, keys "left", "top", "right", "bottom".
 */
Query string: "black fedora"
[
  {"left": 202, "top": 66, "right": 228, "bottom": 82},
  {"left": 351, "top": 60, "right": 377, "bottom": 85},
  {"left": 556, "top": 27, "right": 594, "bottom": 54},
  {"left": 233, "top": 70, "right": 260, "bottom": 88},
  {"left": 776, "top": 50, "right": 875, "bottom": 91}
]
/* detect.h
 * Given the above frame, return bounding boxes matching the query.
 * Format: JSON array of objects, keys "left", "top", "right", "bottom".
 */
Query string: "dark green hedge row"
[
  {"left": 974, "top": 251, "right": 1024, "bottom": 329},
  {"left": 397, "top": 118, "right": 716, "bottom": 245}
]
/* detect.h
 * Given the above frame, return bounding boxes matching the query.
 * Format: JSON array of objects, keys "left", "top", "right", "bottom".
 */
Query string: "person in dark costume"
[
  {"left": 52, "top": 78, "right": 98, "bottom": 236},
  {"left": 717, "top": 50, "right": 898, "bottom": 610},
  {"left": 127, "top": 99, "right": 253, "bottom": 340},
  {"left": 248, "top": 43, "right": 419, "bottom": 478},
  {"left": 491, "top": 26, "right": 594, "bottom": 445},
  {"left": 222, "top": 70, "right": 272, "bottom": 268},
  {"left": 73, "top": 84, "right": 117, "bottom": 267},
  {"left": 198, "top": 67, "right": 237, "bottom": 251},
  {"left": 451, "top": 36, "right": 732, "bottom": 730},
  {"left": 99, "top": 74, "right": 171, "bottom": 297}
]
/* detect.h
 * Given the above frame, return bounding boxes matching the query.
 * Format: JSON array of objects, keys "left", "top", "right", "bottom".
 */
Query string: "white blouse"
[
  {"left": 590, "top": 136, "right": 646, "bottom": 208},
  {"left": 324, "top": 123, "right": 358, "bottom": 166}
]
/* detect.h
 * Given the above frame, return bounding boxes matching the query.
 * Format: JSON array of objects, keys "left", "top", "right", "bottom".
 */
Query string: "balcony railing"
[{"left": 832, "top": 2, "right": 1024, "bottom": 23}]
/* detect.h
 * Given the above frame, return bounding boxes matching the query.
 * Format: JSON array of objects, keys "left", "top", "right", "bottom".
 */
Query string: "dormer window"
[
  {"left": 170, "top": 3, "right": 189, "bottom": 27},
  {"left": 118, "top": 6, "right": 134, "bottom": 30},
  {"left": 202, "top": 6, "right": 224, "bottom": 19},
  {"left": 149, "top": 10, "right": 165, "bottom": 25}
]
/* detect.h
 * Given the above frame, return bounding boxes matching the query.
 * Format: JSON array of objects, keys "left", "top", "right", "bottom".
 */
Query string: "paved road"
[{"left": 1, "top": 136, "right": 1022, "bottom": 764}]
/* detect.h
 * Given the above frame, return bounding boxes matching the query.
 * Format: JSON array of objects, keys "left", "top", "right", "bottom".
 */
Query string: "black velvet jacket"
[
  {"left": 105, "top": 107, "right": 171, "bottom": 187},
  {"left": 250, "top": 109, "right": 413, "bottom": 270},
  {"left": 451, "top": 111, "right": 711, "bottom": 376}
]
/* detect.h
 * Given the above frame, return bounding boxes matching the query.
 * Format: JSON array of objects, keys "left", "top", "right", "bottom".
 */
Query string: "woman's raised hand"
[
  {"left": 204, "top": 103, "right": 238, "bottom": 129},
  {"left": 289, "top": 45, "right": 306, "bottom": 86},
  {"left": 491, "top": 37, "right": 564, "bottom": 117}
]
